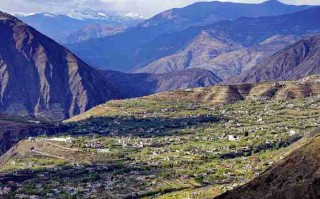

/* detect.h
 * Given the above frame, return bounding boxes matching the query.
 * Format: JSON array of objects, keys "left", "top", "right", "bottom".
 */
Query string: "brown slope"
[
  {"left": 215, "top": 128, "right": 320, "bottom": 199},
  {"left": 225, "top": 34, "right": 320, "bottom": 84},
  {"left": 0, "top": 12, "right": 120, "bottom": 121},
  {"left": 134, "top": 31, "right": 241, "bottom": 77}
]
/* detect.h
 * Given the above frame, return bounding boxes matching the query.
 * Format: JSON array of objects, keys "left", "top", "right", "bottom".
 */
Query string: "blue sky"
[{"left": 2, "top": 0, "right": 320, "bottom": 17}]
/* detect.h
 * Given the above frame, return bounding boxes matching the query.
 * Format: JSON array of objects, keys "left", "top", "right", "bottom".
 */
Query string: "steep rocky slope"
[
  {"left": 215, "top": 128, "right": 320, "bottom": 199},
  {"left": 100, "top": 68, "right": 222, "bottom": 98},
  {"left": 0, "top": 12, "right": 120, "bottom": 121},
  {"left": 225, "top": 34, "right": 320, "bottom": 84}
]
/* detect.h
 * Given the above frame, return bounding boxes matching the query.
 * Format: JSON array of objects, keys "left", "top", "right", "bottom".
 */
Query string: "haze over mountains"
[{"left": 15, "top": 9, "right": 144, "bottom": 44}]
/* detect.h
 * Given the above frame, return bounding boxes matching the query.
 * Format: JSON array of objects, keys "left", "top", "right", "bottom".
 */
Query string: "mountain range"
[
  {"left": 15, "top": 9, "right": 143, "bottom": 44},
  {"left": 139, "top": 0, "right": 311, "bottom": 34},
  {"left": 67, "top": 0, "right": 314, "bottom": 74},
  {"left": 0, "top": 11, "right": 226, "bottom": 120}
]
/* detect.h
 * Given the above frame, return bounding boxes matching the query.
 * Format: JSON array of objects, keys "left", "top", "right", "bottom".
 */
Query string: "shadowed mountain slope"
[
  {"left": 100, "top": 68, "right": 222, "bottom": 98},
  {"left": 0, "top": 12, "right": 120, "bottom": 121}
]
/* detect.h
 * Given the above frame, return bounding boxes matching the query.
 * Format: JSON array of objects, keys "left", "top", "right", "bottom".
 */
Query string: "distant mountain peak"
[
  {"left": 13, "top": 9, "right": 145, "bottom": 21},
  {"left": 65, "top": 9, "right": 144, "bottom": 21},
  {"left": 125, "top": 12, "right": 145, "bottom": 19},
  {"left": 262, "top": 0, "right": 285, "bottom": 5}
]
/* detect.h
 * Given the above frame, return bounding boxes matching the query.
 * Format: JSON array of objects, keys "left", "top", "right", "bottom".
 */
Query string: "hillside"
[
  {"left": 0, "top": 12, "right": 120, "bottom": 121},
  {"left": 0, "top": 115, "right": 67, "bottom": 155},
  {"left": 0, "top": 139, "right": 94, "bottom": 169},
  {"left": 225, "top": 34, "right": 320, "bottom": 84},
  {"left": 215, "top": 128, "right": 320, "bottom": 199},
  {"left": 100, "top": 68, "right": 222, "bottom": 98}
]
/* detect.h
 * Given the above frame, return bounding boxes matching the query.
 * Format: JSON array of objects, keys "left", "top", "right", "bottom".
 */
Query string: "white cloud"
[{"left": 1, "top": 0, "right": 320, "bottom": 17}]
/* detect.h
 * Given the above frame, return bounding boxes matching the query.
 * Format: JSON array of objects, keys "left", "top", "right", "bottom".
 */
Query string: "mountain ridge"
[
  {"left": 0, "top": 11, "right": 121, "bottom": 121},
  {"left": 224, "top": 34, "right": 320, "bottom": 84}
]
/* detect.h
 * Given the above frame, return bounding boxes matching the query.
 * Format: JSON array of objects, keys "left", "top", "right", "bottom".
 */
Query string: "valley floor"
[{"left": 1, "top": 86, "right": 320, "bottom": 198}]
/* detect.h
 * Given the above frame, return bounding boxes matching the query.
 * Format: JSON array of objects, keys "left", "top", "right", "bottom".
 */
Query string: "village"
[{"left": 1, "top": 94, "right": 320, "bottom": 198}]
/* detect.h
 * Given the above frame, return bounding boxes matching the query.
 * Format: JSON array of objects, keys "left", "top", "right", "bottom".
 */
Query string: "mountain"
[
  {"left": 15, "top": 9, "right": 143, "bottom": 44},
  {"left": 139, "top": 0, "right": 311, "bottom": 34},
  {"left": 215, "top": 128, "right": 320, "bottom": 199},
  {"left": 100, "top": 68, "right": 222, "bottom": 98},
  {"left": 136, "top": 7, "right": 320, "bottom": 78},
  {"left": 225, "top": 34, "right": 320, "bottom": 84},
  {"left": 0, "top": 11, "right": 120, "bottom": 121},
  {"left": 66, "top": 24, "right": 125, "bottom": 44},
  {"left": 135, "top": 33, "right": 300, "bottom": 79},
  {"left": 68, "top": 4, "right": 316, "bottom": 73}
]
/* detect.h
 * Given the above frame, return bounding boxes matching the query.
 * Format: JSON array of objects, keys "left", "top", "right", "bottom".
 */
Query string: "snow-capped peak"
[
  {"left": 126, "top": 12, "right": 145, "bottom": 19},
  {"left": 12, "top": 12, "right": 37, "bottom": 17},
  {"left": 12, "top": 9, "right": 145, "bottom": 22}
]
